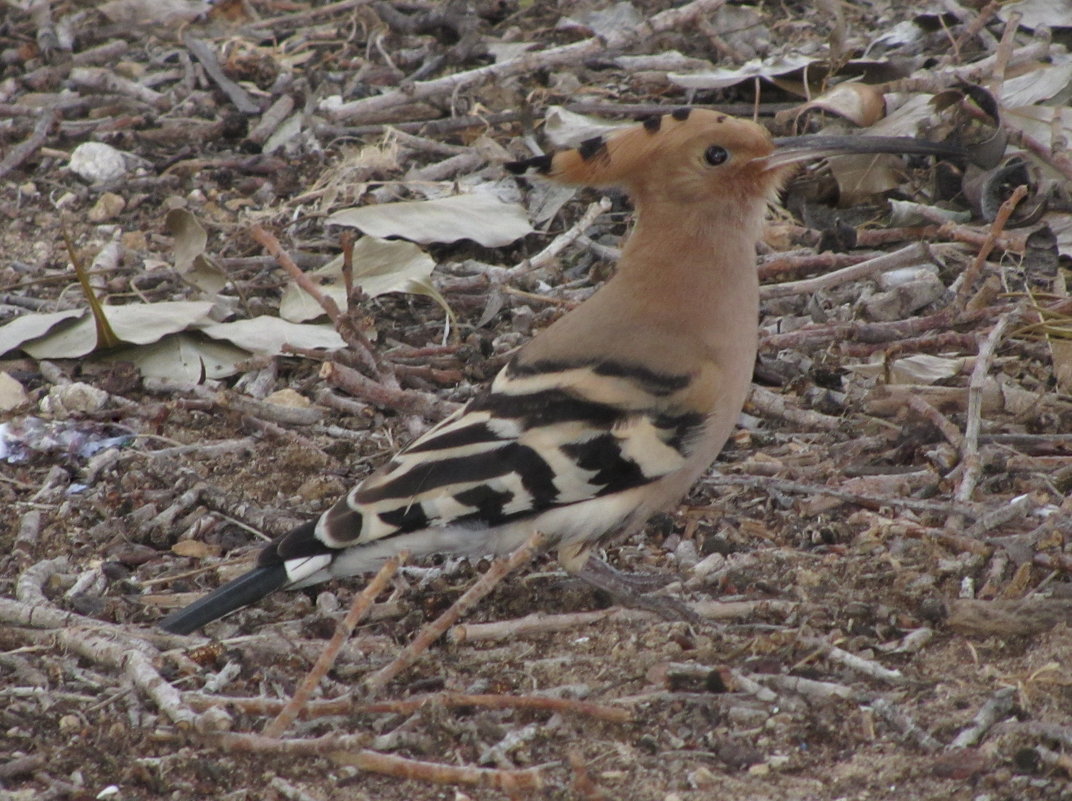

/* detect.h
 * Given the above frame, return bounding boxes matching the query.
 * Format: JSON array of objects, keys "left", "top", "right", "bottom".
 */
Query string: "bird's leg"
[
  {"left": 579, "top": 555, "right": 677, "bottom": 592},
  {"left": 571, "top": 553, "right": 708, "bottom": 627}
]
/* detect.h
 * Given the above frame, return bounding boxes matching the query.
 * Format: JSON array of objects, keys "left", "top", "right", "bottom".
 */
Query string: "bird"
[{"left": 158, "top": 107, "right": 962, "bottom": 635}]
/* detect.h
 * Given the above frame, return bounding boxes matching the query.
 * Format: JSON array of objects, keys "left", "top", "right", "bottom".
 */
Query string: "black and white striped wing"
[{"left": 271, "top": 358, "right": 707, "bottom": 562}]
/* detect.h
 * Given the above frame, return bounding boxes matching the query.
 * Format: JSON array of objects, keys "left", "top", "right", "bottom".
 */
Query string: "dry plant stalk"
[
  {"left": 954, "top": 184, "right": 1029, "bottom": 310},
  {"left": 954, "top": 311, "right": 1017, "bottom": 504},
  {"left": 264, "top": 553, "right": 407, "bottom": 738},
  {"left": 363, "top": 531, "right": 546, "bottom": 696},
  {"left": 250, "top": 223, "right": 383, "bottom": 377},
  {"left": 328, "top": 0, "right": 727, "bottom": 121},
  {"left": 337, "top": 749, "right": 543, "bottom": 791},
  {"left": 188, "top": 690, "right": 631, "bottom": 723},
  {"left": 362, "top": 691, "right": 631, "bottom": 724}
]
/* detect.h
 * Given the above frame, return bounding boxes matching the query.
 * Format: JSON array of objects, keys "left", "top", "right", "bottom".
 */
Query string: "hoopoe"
[{"left": 159, "top": 108, "right": 960, "bottom": 634}]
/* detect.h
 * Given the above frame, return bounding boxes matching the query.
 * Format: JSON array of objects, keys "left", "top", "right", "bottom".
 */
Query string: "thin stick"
[
  {"left": 907, "top": 395, "right": 964, "bottom": 449},
  {"left": 936, "top": 1, "right": 1001, "bottom": 68},
  {"left": 327, "top": 0, "right": 727, "bottom": 121},
  {"left": 264, "top": 554, "right": 406, "bottom": 738},
  {"left": 869, "top": 697, "right": 943, "bottom": 752},
  {"left": 951, "top": 687, "right": 1017, "bottom": 748},
  {"left": 343, "top": 749, "right": 543, "bottom": 791},
  {"left": 363, "top": 532, "right": 546, "bottom": 696},
  {"left": 747, "top": 385, "right": 841, "bottom": 430},
  {"left": 704, "top": 474, "right": 976, "bottom": 517},
  {"left": 760, "top": 242, "right": 929, "bottom": 299},
  {"left": 250, "top": 224, "right": 381, "bottom": 377},
  {"left": 0, "top": 108, "right": 57, "bottom": 181},
  {"left": 362, "top": 691, "right": 631, "bottom": 723},
  {"left": 190, "top": 690, "right": 631, "bottom": 723},
  {"left": 954, "top": 185, "right": 1028, "bottom": 309},
  {"left": 450, "top": 599, "right": 795, "bottom": 643},
  {"left": 320, "top": 360, "right": 450, "bottom": 419},
  {"left": 798, "top": 637, "right": 905, "bottom": 684},
  {"left": 246, "top": 0, "right": 374, "bottom": 30},
  {"left": 510, "top": 197, "right": 612, "bottom": 275},
  {"left": 989, "top": 11, "right": 1022, "bottom": 97},
  {"left": 955, "top": 311, "right": 1015, "bottom": 503}
]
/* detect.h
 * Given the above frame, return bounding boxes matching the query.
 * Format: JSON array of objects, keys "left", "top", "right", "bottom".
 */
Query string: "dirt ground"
[{"left": 1, "top": 1, "right": 1071, "bottom": 799}]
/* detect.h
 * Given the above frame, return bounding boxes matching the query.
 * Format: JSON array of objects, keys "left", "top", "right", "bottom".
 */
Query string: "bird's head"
[{"left": 507, "top": 107, "right": 963, "bottom": 210}]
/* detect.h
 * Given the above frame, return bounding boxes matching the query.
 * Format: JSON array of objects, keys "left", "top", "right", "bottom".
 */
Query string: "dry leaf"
[
  {"left": 280, "top": 236, "right": 449, "bottom": 323},
  {"left": 669, "top": 54, "right": 814, "bottom": 91},
  {"left": 199, "top": 317, "right": 346, "bottom": 355},
  {"left": 21, "top": 301, "right": 216, "bottom": 360},
  {"left": 327, "top": 194, "right": 534, "bottom": 247},
  {"left": 542, "top": 106, "right": 630, "bottom": 148},
  {"left": 165, "top": 208, "right": 228, "bottom": 294},
  {"left": 0, "top": 309, "right": 84, "bottom": 357},
  {"left": 98, "top": 332, "right": 251, "bottom": 381},
  {"left": 848, "top": 354, "right": 968, "bottom": 385},
  {"left": 783, "top": 82, "right": 886, "bottom": 128}
]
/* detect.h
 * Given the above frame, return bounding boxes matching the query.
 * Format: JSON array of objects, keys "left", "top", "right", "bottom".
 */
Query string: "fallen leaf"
[
  {"left": 265, "top": 388, "right": 311, "bottom": 408},
  {"left": 165, "top": 208, "right": 228, "bottom": 294},
  {"left": 848, "top": 353, "right": 968, "bottom": 384},
  {"left": 542, "top": 105, "right": 630, "bottom": 148},
  {"left": 0, "top": 309, "right": 84, "bottom": 357},
  {"left": 98, "top": 332, "right": 250, "bottom": 380},
  {"left": 327, "top": 194, "right": 533, "bottom": 247},
  {"left": 280, "top": 236, "right": 450, "bottom": 323},
  {"left": 780, "top": 82, "right": 886, "bottom": 128},
  {"left": 669, "top": 54, "right": 815, "bottom": 91},
  {"left": 199, "top": 316, "right": 346, "bottom": 355},
  {"left": 22, "top": 301, "right": 216, "bottom": 360}
]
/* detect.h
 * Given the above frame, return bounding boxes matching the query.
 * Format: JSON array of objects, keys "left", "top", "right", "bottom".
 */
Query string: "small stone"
[
  {"left": 171, "top": 540, "right": 220, "bottom": 559},
  {"left": 266, "top": 388, "right": 310, "bottom": 408},
  {"left": 316, "top": 591, "right": 340, "bottom": 614},
  {"left": 40, "top": 382, "right": 109, "bottom": 418},
  {"left": 193, "top": 706, "right": 233, "bottom": 734},
  {"left": 58, "top": 714, "right": 82, "bottom": 734},
  {"left": 88, "top": 192, "right": 126, "bottom": 222},
  {"left": 688, "top": 767, "right": 718, "bottom": 789},
  {"left": 121, "top": 230, "right": 147, "bottom": 250},
  {"left": 297, "top": 474, "right": 345, "bottom": 502},
  {"left": 69, "top": 142, "right": 129, "bottom": 183},
  {"left": 0, "top": 372, "right": 29, "bottom": 411}
]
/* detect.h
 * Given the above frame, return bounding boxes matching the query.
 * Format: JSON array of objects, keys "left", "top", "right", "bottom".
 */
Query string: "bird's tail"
[{"left": 157, "top": 564, "right": 288, "bottom": 635}]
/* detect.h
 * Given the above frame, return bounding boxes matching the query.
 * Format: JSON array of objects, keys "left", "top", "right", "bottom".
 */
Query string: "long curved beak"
[{"left": 762, "top": 135, "right": 965, "bottom": 171}]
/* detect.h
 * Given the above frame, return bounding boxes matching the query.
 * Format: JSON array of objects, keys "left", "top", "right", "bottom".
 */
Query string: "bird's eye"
[{"left": 704, "top": 145, "right": 729, "bottom": 166}]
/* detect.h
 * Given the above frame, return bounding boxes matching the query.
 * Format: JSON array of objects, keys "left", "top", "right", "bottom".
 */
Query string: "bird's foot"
[{"left": 576, "top": 557, "right": 706, "bottom": 627}]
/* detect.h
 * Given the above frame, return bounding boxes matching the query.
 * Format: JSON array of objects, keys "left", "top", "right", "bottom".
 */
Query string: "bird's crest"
[{"left": 506, "top": 107, "right": 776, "bottom": 191}]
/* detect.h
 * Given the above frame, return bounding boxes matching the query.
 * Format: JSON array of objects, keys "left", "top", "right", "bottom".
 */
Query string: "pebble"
[{"left": 69, "top": 142, "right": 129, "bottom": 183}]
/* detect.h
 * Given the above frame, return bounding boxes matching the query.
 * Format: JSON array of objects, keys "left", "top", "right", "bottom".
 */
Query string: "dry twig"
[
  {"left": 954, "top": 311, "right": 1016, "bottom": 504},
  {"left": 364, "top": 532, "right": 546, "bottom": 696},
  {"left": 264, "top": 554, "right": 406, "bottom": 738}
]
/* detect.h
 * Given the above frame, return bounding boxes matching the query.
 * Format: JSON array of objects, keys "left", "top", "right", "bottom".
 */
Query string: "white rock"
[
  {"left": 0, "top": 372, "right": 29, "bottom": 411},
  {"left": 39, "top": 382, "right": 110, "bottom": 418},
  {"left": 69, "top": 142, "right": 129, "bottom": 183}
]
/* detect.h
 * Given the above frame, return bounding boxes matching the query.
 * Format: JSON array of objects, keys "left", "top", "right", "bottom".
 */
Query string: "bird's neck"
[{"left": 613, "top": 198, "right": 764, "bottom": 343}]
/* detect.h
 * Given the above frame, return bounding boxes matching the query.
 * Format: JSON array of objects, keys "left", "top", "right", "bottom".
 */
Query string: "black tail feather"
[{"left": 157, "top": 564, "right": 288, "bottom": 635}]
